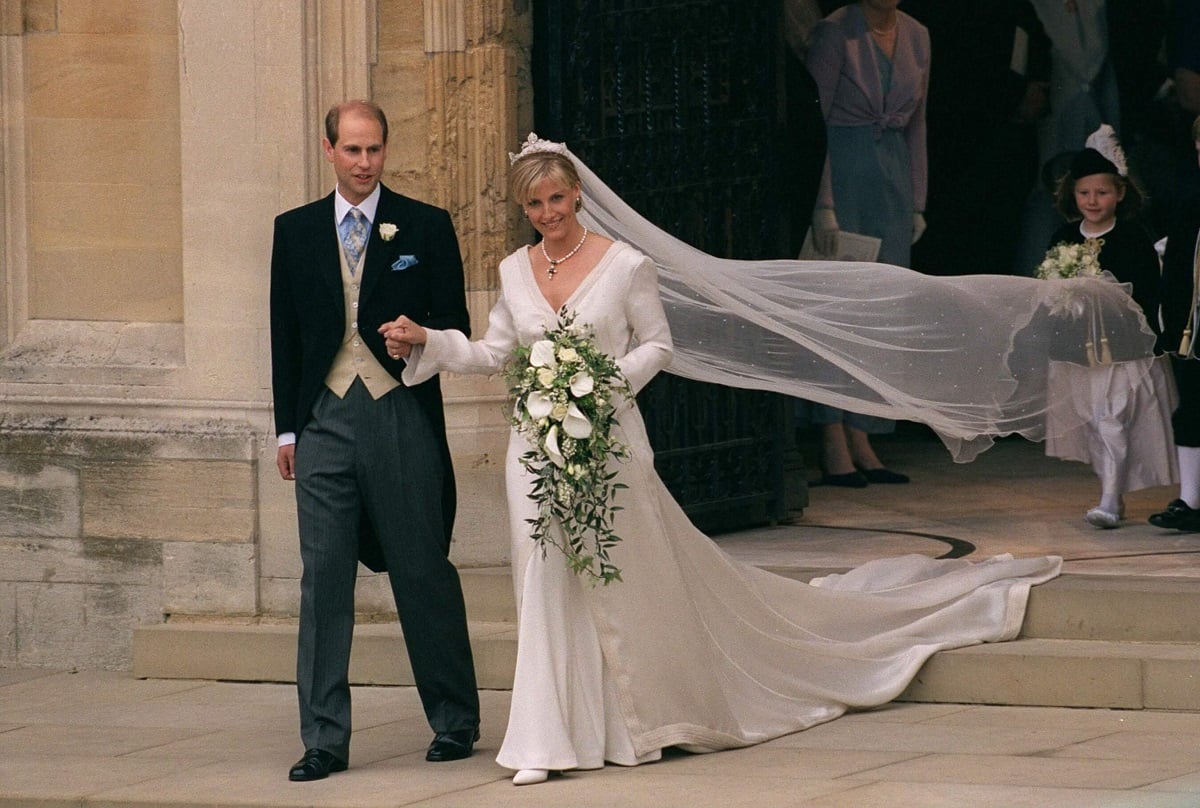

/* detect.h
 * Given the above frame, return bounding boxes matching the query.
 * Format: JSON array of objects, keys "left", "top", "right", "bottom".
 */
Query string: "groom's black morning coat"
[{"left": 270, "top": 182, "right": 471, "bottom": 565}]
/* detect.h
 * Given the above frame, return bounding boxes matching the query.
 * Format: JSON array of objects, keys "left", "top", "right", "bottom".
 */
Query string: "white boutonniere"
[{"left": 379, "top": 222, "right": 397, "bottom": 241}]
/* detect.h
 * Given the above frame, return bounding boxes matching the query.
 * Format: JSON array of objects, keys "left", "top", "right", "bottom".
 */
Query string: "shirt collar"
[
  {"left": 334, "top": 184, "right": 382, "bottom": 225},
  {"left": 1079, "top": 220, "right": 1115, "bottom": 239}
]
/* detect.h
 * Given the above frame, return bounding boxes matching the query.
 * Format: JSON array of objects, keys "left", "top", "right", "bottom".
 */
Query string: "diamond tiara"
[{"left": 508, "top": 132, "right": 569, "bottom": 165}]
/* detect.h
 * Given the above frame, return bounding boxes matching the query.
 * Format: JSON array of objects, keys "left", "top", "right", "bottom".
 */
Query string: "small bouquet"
[
  {"left": 1037, "top": 239, "right": 1112, "bottom": 364},
  {"left": 503, "top": 310, "right": 633, "bottom": 585},
  {"left": 1036, "top": 240, "right": 1102, "bottom": 280}
]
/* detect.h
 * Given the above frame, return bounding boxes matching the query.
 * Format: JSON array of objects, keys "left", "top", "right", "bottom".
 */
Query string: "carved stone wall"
[
  {"left": 363, "top": 0, "right": 533, "bottom": 575},
  {"left": 0, "top": 0, "right": 532, "bottom": 670}
]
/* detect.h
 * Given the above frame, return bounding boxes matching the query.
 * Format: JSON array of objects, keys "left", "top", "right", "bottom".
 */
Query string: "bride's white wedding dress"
[{"left": 403, "top": 240, "right": 1062, "bottom": 773}]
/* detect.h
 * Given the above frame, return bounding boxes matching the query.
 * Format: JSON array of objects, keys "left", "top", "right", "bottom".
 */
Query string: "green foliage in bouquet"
[{"left": 503, "top": 310, "right": 634, "bottom": 585}]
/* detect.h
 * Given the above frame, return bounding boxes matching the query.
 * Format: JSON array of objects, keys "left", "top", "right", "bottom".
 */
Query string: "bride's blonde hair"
[{"left": 509, "top": 151, "right": 582, "bottom": 207}]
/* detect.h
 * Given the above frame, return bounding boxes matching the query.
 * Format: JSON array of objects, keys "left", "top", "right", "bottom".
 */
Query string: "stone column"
[
  {"left": 0, "top": 0, "right": 26, "bottom": 346},
  {"left": 368, "top": 0, "right": 533, "bottom": 569}
]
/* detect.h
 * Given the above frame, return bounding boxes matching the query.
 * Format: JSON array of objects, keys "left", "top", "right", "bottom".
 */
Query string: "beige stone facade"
[{"left": 0, "top": 0, "right": 532, "bottom": 669}]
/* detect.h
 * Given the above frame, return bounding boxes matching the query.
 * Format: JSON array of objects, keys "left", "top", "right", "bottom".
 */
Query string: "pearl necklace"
[
  {"left": 541, "top": 226, "right": 589, "bottom": 280},
  {"left": 867, "top": 8, "right": 898, "bottom": 35}
]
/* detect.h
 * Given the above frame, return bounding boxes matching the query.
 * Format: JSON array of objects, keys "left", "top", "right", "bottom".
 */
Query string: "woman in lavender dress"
[{"left": 802, "top": 0, "right": 931, "bottom": 486}]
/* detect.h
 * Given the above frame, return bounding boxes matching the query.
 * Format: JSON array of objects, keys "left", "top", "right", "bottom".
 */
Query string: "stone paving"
[
  {"left": 4, "top": 428, "right": 1200, "bottom": 807},
  {"left": 2, "top": 667, "right": 1200, "bottom": 807}
]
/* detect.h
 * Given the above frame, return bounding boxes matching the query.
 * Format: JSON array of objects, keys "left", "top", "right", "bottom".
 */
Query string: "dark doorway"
[{"left": 532, "top": 0, "right": 809, "bottom": 530}]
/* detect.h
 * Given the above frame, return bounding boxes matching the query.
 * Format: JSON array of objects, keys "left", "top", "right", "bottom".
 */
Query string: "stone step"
[
  {"left": 132, "top": 571, "right": 1200, "bottom": 712},
  {"left": 461, "top": 567, "right": 517, "bottom": 623},
  {"left": 133, "top": 623, "right": 1200, "bottom": 712},
  {"left": 901, "top": 638, "right": 1200, "bottom": 711},
  {"left": 133, "top": 620, "right": 519, "bottom": 690},
  {"left": 1023, "top": 575, "right": 1200, "bottom": 642}
]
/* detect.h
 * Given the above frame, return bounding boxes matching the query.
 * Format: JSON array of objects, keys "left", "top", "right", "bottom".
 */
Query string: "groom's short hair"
[{"left": 325, "top": 100, "right": 389, "bottom": 146}]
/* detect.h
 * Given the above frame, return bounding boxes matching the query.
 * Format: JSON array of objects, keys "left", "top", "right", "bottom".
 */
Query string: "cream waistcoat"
[{"left": 324, "top": 244, "right": 399, "bottom": 399}]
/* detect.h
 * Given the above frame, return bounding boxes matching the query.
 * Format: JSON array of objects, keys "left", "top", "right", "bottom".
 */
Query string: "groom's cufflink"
[{"left": 392, "top": 255, "right": 419, "bottom": 271}]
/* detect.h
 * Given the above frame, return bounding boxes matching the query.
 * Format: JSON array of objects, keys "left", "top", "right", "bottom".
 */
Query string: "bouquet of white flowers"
[
  {"left": 1036, "top": 238, "right": 1114, "bottom": 363},
  {"left": 503, "top": 310, "right": 633, "bottom": 585},
  {"left": 1036, "top": 240, "right": 1102, "bottom": 280}
]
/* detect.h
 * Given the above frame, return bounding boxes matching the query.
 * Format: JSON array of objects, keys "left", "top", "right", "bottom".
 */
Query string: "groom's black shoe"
[
  {"left": 426, "top": 728, "right": 480, "bottom": 762},
  {"left": 288, "top": 748, "right": 347, "bottom": 781}
]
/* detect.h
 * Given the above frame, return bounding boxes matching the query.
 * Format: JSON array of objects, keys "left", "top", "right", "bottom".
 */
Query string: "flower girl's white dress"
[{"left": 403, "top": 240, "right": 1062, "bottom": 773}]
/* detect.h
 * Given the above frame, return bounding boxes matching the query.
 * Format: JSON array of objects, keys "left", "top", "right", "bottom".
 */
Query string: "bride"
[{"left": 380, "top": 135, "right": 1153, "bottom": 785}]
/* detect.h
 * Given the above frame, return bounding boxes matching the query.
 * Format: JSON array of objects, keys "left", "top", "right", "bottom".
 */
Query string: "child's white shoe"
[
  {"left": 1085, "top": 507, "right": 1121, "bottom": 529},
  {"left": 513, "top": 769, "right": 549, "bottom": 786}
]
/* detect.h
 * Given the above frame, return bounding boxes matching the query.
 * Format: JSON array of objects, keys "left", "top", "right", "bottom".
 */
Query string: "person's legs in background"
[
  {"left": 805, "top": 404, "right": 909, "bottom": 487},
  {"left": 1150, "top": 357, "right": 1200, "bottom": 531}
]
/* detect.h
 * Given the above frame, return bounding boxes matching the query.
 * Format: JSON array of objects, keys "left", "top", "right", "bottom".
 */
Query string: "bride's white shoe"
[{"left": 512, "top": 769, "right": 549, "bottom": 786}]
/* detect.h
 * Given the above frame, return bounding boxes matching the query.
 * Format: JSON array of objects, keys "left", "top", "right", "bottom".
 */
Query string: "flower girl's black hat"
[
  {"left": 1069, "top": 124, "right": 1127, "bottom": 179},
  {"left": 1069, "top": 148, "right": 1120, "bottom": 179}
]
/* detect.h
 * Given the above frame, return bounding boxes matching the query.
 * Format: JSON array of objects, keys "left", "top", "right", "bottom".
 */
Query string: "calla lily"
[
  {"left": 563, "top": 402, "right": 593, "bottom": 439},
  {"left": 569, "top": 371, "right": 594, "bottom": 397},
  {"left": 530, "top": 340, "right": 557, "bottom": 368},
  {"left": 525, "top": 389, "right": 553, "bottom": 420},
  {"left": 544, "top": 424, "right": 565, "bottom": 467}
]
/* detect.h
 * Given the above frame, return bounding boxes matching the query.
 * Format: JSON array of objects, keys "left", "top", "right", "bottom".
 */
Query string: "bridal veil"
[{"left": 569, "top": 146, "right": 1159, "bottom": 462}]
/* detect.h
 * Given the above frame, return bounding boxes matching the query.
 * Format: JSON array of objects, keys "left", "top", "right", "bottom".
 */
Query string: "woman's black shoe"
[
  {"left": 855, "top": 466, "right": 910, "bottom": 484},
  {"left": 1148, "top": 499, "right": 1200, "bottom": 532},
  {"left": 819, "top": 471, "right": 870, "bottom": 488}
]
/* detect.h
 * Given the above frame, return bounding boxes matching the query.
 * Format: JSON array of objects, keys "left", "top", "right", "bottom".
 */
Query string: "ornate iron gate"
[{"left": 533, "top": 0, "right": 806, "bottom": 531}]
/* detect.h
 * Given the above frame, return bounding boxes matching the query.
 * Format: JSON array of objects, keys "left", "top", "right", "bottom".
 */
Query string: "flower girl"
[{"left": 1039, "top": 125, "right": 1177, "bottom": 528}]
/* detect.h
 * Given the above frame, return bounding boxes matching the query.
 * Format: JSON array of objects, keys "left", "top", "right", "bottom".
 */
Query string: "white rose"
[
  {"left": 563, "top": 402, "right": 593, "bottom": 439},
  {"left": 557, "top": 346, "right": 579, "bottom": 363},
  {"left": 551, "top": 402, "right": 569, "bottom": 421},
  {"left": 569, "top": 371, "right": 594, "bottom": 397},
  {"left": 537, "top": 367, "right": 557, "bottom": 388},
  {"left": 530, "top": 340, "right": 557, "bottom": 368},
  {"left": 378, "top": 222, "right": 398, "bottom": 241}
]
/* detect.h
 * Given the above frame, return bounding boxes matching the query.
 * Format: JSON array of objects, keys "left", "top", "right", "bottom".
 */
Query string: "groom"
[{"left": 270, "top": 100, "right": 479, "bottom": 782}]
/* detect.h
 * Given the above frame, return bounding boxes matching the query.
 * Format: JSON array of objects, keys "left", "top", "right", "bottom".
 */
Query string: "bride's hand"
[{"left": 379, "top": 315, "right": 427, "bottom": 359}]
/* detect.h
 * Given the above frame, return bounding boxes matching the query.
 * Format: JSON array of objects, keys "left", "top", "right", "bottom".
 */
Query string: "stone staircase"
[{"left": 133, "top": 567, "right": 1200, "bottom": 711}]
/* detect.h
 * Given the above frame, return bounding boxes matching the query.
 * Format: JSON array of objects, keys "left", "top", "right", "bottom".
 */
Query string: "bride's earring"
[{"left": 574, "top": 196, "right": 583, "bottom": 212}]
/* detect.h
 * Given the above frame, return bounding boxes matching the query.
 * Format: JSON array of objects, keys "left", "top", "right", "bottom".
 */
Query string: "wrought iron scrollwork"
[{"left": 534, "top": 0, "right": 801, "bottom": 530}]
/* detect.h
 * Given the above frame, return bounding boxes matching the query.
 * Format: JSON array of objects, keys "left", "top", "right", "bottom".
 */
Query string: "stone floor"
[
  {"left": 4, "top": 427, "right": 1200, "bottom": 807},
  {"left": 726, "top": 424, "right": 1200, "bottom": 579},
  {"left": 2, "top": 667, "right": 1200, "bottom": 807}
]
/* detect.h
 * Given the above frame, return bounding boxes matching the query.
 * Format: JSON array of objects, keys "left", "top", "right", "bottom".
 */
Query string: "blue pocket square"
[{"left": 391, "top": 255, "right": 419, "bottom": 271}]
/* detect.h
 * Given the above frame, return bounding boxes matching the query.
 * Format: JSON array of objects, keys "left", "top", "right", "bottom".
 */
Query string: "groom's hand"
[
  {"left": 379, "top": 315, "right": 426, "bottom": 359},
  {"left": 277, "top": 444, "right": 296, "bottom": 481}
]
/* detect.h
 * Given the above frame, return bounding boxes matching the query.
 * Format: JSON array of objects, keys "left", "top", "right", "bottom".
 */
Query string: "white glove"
[
  {"left": 812, "top": 208, "right": 839, "bottom": 256},
  {"left": 912, "top": 212, "right": 927, "bottom": 245}
]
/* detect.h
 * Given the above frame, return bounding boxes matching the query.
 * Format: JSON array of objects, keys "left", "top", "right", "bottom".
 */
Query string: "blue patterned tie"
[{"left": 339, "top": 208, "right": 368, "bottom": 272}]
